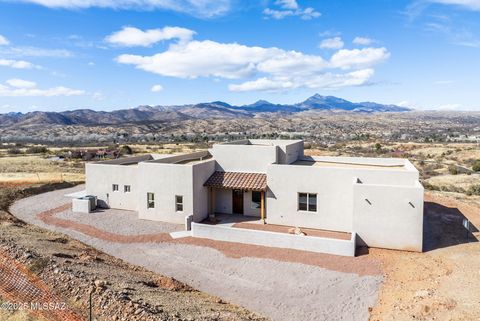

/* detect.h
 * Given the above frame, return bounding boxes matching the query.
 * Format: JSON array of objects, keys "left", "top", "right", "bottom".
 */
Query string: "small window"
[
  {"left": 147, "top": 192, "right": 155, "bottom": 208},
  {"left": 251, "top": 191, "right": 261, "bottom": 209},
  {"left": 112, "top": 184, "right": 119, "bottom": 192},
  {"left": 308, "top": 194, "right": 317, "bottom": 212},
  {"left": 298, "top": 193, "right": 317, "bottom": 212},
  {"left": 175, "top": 195, "right": 183, "bottom": 212},
  {"left": 124, "top": 185, "right": 131, "bottom": 193}
]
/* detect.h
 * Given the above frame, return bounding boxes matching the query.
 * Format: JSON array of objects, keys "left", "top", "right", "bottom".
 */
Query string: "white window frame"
[
  {"left": 112, "top": 184, "right": 119, "bottom": 192},
  {"left": 251, "top": 191, "right": 261, "bottom": 209},
  {"left": 298, "top": 192, "right": 317, "bottom": 212},
  {"left": 175, "top": 195, "right": 183, "bottom": 212}
]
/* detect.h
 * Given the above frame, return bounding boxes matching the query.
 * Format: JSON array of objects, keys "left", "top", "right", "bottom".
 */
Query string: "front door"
[{"left": 232, "top": 189, "right": 244, "bottom": 214}]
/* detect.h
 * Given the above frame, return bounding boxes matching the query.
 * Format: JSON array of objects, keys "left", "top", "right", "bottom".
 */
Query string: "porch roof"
[{"left": 204, "top": 171, "right": 267, "bottom": 191}]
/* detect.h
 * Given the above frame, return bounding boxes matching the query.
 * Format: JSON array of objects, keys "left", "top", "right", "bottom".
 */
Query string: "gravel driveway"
[{"left": 11, "top": 185, "right": 382, "bottom": 321}]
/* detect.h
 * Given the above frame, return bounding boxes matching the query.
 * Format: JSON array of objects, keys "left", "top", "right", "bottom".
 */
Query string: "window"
[
  {"left": 175, "top": 195, "right": 183, "bottom": 212},
  {"left": 112, "top": 184, "right": 119, "bottom": 192},
  {"left": 251, "top": 191, "right": 261, "bottom": 209},
  {"left": 298, "top": 193, "right": 317, "bottom": 212},
  {"left": 147, "top": 193, "right": 155, "bottom": 208},
  {"left": 124, "top": 185, "right": 131, "bottom": 193}
]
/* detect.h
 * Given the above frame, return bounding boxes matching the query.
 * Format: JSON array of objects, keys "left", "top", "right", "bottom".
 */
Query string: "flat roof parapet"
[{"left": 92, "top": 154, "right": 154, "bottom": 166}]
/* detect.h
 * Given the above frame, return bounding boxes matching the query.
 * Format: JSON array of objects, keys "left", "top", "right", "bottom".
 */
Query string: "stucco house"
[{"left": 81, "top": 139, "right": 424, "bottom": 256}]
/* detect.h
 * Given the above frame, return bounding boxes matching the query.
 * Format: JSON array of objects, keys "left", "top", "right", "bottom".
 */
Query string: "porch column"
[{"left": 260, "top": 191, "right": 265, "bottom": 224}]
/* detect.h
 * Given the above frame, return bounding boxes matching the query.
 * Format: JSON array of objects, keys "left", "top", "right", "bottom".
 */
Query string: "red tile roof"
[{"left": 204, "top": 171, "right": 267, "bottom": 191}]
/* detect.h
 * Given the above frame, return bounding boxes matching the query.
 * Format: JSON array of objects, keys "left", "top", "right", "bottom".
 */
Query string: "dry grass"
[
  {"left": 0, "top": 156, "right": 84, "bottom": 186},
  {"left": 425, "top": 174, "right": 480, "bottom": 190}
]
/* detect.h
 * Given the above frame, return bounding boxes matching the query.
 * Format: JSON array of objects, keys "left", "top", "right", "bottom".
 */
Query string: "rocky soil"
[{"left": 0, "top": 184, "right": 269, "bottom": 321}]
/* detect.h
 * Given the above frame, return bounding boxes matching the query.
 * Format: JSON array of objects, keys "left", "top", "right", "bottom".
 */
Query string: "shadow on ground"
[{"left": 423, "top": 201, "right": 478, "bottom": 252}]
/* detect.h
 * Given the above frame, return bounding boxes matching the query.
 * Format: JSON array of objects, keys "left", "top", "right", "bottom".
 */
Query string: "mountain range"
[{"left": 0, "top": 94, "right": 410, "bottom": 128}]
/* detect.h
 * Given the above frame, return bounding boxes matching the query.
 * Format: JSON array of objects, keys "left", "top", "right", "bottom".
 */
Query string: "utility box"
[{"left": 72, "top": 195, "right": 97, "bottom": 213}]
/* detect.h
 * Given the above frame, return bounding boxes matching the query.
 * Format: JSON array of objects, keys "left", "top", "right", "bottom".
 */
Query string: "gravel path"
[
  {"left": 11, "top": 185, "right": 382, "bottom": 321},
  {"left": 56, "top": 207, "right": 184, "bottom": 235}
]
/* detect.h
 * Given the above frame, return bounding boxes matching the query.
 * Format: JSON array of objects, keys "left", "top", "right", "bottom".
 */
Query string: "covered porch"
[{"left": 204, "top": 171, "right": 267, "bottom": 223}]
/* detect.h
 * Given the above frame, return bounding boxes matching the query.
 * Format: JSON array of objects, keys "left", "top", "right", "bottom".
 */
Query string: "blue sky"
[{"left": 0, "top": 0, "right": 479, "bottom": 112}]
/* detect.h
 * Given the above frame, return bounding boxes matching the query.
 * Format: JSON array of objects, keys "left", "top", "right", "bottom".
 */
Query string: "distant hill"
[{"left": 0, "top": 94, "right": 411, "bottom": 128}]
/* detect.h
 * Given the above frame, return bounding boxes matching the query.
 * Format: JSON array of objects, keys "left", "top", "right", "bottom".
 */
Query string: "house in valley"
[{"left": 80, "top": 139, "right": 424, "bottom": 256}]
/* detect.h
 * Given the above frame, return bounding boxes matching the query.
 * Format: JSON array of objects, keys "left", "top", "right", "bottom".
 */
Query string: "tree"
[{"left": 374, "top": 143, "right": 382, "bottom": 152}]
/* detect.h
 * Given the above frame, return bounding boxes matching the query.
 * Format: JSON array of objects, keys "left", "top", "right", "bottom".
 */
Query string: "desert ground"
[{"left": 0, "top": 141, "right": 479, "bottom": 320}]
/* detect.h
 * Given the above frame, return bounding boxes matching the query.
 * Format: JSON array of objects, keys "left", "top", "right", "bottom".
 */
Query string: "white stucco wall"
[
  {"left": 266, "top": 163, "right": 421, "bottom": 234},
  {"left": 85, "top": 163, "right": 139, "bottom": 210},
  {"left": 210, "top": 144, "right": 277, "bottom": 173},
  {"left": 137, "top": 163, "right": 193, "bottom": 224},
  {"left": 213, "top": 189, "right": 261, "bottom": 217},
  {"left": 353, "top": 180, "right": 424, "bottom": 251},
  {"left": 136, "top": 160, "right": 215, "bottom": 224},
  {"left": 192, "top": 160, "right": 216, "bottom": 222},
  {"left": 215, "top": 189, "right": 231, "bottom": 214},
  {"left": 266, "top": 164, "right": 356, "bottom": 232},
  {"left": 191, "top": 223, "right": 356, "bottom": 256}
]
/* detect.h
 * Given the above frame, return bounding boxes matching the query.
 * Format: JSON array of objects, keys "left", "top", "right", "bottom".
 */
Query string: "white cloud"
[
  {"left": 10, "top": 0, "right": 231, "bottom": 18},
  {"left": 263, "top": 1, "right": 320, "bottom": 20},
  {"left": 319, "top": 37, "right": 344, "bottom": 49},
  {"left": 229, "top": 69, "right": 375, "bottom": 92},
  {"left": 353, "top": 37, "right": 375, "bottom": 46},
  {"left": 330, "top": 47, "right": 390, "bottom": 69},
  {"left": 0, "top": 59, "right": 39, "bottom": 69},
  {"left": 106, "top": 26, "right": 195, "bottom": 47},
  {"left": 117, "top": 40, "right": 278, "bottom": 79},
  {"left": 0, "top": 79, "right": 86, "bottom": 97},
  {"left": 6, "top": 79, "right": 37, "bottom": 88},
  {"left": 0, "top": 34, "right": 9, "bottom": 46},
  {"left": 151, "top": 84, "right": 164, "bottom": 92},
  {"left": 115, "top": 26, "right": 389, "bottom": 92},
  {"left": 429, "top": 0, "right": 480, "bottom": 10},
  {"left": 0, "top": 46, "right": 73, "bottom": 58},
  {"left": 88, "top": 61, "right": 95, "bottom": 66},
  {"left": 275, "top": 0, "right": 298, "bottom": 10}
]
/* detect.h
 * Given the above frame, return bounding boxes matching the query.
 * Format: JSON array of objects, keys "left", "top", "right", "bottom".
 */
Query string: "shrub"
[
  {"left": 7, "top": 148, "right": 22, "bottom": 155},
  {"left": 448, "top": 165, "right": 458, "bottom": 175},
  {"left": 467, "top": 185, "right": 480, "bottom": 196},
  {"left": 472, "top": 160, "right": 480, "bottom": 172},
  {"left": 26, "top": 146, "right": 48, "bottom": 154},
  {"left": 119, "top": 145, "right": 133, "bottom": 155}
]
